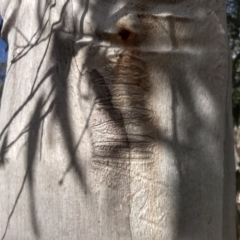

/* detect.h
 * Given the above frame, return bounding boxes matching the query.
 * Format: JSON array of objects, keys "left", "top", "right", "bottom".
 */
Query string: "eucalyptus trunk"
[{"left": 0, "top": 0, "right": 235, "bottom": 239}]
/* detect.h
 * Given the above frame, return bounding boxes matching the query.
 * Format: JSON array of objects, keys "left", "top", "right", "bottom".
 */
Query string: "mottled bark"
[{"left": 0, "top": 0, "right": 235, "bottom": 239}]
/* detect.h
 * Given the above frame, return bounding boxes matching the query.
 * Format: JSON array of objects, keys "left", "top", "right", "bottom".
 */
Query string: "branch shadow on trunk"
[
  {"left": 0, "top": 1, "right": 89, "bottom": 238},
  {"left": 0, "top": 1, "right": 233, "bottom": 239}
]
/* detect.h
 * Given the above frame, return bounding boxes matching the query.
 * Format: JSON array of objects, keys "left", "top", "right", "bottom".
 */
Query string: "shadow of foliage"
[{"left": 0, "top": 0, "right": 234, "bottom": 239}]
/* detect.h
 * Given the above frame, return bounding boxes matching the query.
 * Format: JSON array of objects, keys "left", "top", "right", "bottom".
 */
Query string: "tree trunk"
[{"left": 0, "top": 0, "right": 236, "bottom": 239}]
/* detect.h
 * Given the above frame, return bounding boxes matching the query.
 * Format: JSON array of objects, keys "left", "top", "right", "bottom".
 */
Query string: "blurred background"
[
  {"left": 0, "top": 17, "right": 7, "bottom": 101},
  {"left": 227, "top": 0, "right": 240, "bottom": 236}
]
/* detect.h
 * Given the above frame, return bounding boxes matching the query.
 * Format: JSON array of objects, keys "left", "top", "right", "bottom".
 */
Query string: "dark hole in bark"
[{"left": 118, "top": 28, "right": 131, "bottom": 40}]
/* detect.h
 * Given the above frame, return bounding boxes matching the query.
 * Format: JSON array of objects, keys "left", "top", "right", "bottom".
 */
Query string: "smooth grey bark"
[{"left": 0, "top": 0, "right": 236, "bottom": 239}]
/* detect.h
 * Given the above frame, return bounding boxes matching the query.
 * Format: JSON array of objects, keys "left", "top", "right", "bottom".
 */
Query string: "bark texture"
[{"left": 0, "top": 0, "right": 235, "bottom": 239}]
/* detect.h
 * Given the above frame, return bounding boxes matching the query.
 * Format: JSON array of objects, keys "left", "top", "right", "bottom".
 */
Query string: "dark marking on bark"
[
  {"left": 116, "top": 24, "right": 137, "bottom": 46},
  {"left": 118, "top": 28, "right": 131, "bottom": 41}
]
